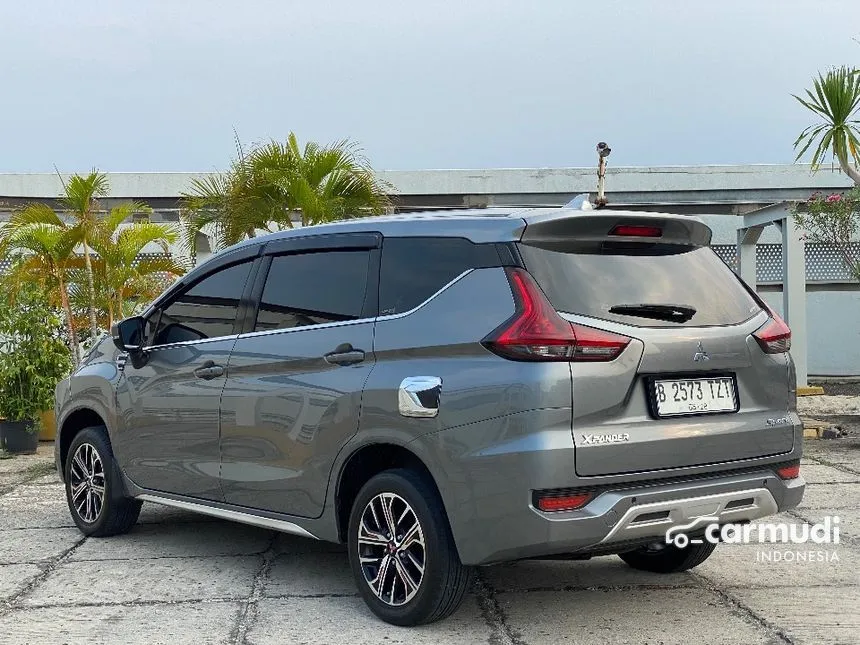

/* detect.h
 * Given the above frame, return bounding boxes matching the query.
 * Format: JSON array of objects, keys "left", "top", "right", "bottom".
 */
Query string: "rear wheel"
[
  {"left": 618, "top": 540, "right": 717, "bottom": 573},
  {"left": 65, "top": 426, "right": 142, "bottom": 537},
  {"left": 348, "top": 468, "right": 473, "bottom": 625}
]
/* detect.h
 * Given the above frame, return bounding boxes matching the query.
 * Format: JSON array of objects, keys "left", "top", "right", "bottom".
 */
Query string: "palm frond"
[
  {"left": 794, "top": 66, "right": 860, "bottom": 177},
  {"left": 132, "top": 255, "right": 190, "bottom": 277},
  {"left": 111, "top": 221, "right": 178, "bottom": 260},
  {"left": 59, "top": 171, "right": 109, "bottom": 216},
  {"left": 6, "top": 203, "right": 66, "bottom": 229},
  {"left": 101, "top": 201, "right": 151, "bottom": 237}
]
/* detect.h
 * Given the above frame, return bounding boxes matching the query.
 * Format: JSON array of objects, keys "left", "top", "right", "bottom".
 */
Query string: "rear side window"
[
  {"left": 152, "top": 260, "right": 253, "bottom": 344},
  {"left": 254, "top": 251, "right": 370, "bottom": 332},
  {"left": 519, "top": 244, "right": 761, "bottom": 327},
  {"left": 379, "top": 237, "right": 500, "bottom": 315}
]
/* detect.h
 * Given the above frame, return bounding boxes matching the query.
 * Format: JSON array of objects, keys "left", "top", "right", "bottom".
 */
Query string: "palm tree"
[
  {"left": 0, "top": 206, "right": 81, "bottom": 362},
  {"left": 257, "top": 133, "right": 392, "bottom": 226},
  {"left": 793, "top": 66, "right": 860, "bottom": 185},
  {"left": 87, "top": 204, "right": 189, "bottom": 327},
  {"left": 181, "top": 133, "right": 391, "bottom": 253},
  {"left": 181, "top": 138, "right": 286, "bottom": 252},
  {"left": 58, "top": 171, "right": 110, "bottom": 341}
]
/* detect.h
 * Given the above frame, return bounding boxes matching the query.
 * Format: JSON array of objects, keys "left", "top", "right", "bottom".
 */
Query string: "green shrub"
[{"left": 0, "top": 283, "right": 74, "bottom": 430}]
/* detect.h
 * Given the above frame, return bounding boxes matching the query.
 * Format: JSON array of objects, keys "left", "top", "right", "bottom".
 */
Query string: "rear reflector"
[
  {"left": 483, "top": 268, "right": 631, "bottom": 362},
  {"left": 753, "top": 309, "right": 791, "bottom": 354},
  {"left": 777, "top": 463, "right": 801, "bottom": 480},
  {"left": 536, "top": 492, "right": 593, "bottom": 512},
  {"left": 609, "top": 224, "right": 663, "bottom": 238}
]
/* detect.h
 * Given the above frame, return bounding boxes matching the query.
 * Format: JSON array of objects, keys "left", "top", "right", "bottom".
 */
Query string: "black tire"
[
  {"left": 618, "top": 540, "right": 717, "bottom": 573},
  {"left": 64, "top": 426, "right": 142, "bottom": 537},
  {"left": 348, "top": 468, "right": 473, "bottom": 626}
]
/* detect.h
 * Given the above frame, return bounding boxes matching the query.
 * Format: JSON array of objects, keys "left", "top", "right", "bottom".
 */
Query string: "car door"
[
  {"left": 219, "top": 234, "right": 379, "bottom": 518},
  {"left": 114, "top": 257, "right": 257, "bottom": 501}
]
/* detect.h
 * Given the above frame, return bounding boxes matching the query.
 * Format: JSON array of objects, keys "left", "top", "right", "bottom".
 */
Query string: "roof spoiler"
[{"left": 520, "top": 211, "right": 712, "bottom": 250}]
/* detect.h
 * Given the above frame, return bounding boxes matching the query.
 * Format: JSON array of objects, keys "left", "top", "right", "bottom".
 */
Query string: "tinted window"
[
  {"left": 379, "top": 237, "right": 500, "bottom": 315},
  {"left": 519, "top": 244, "right": 761, "bottom": 327},
  {"left": 254, "top": 251, "right": 370, "bottom": 332},
  {"left": 152, "top": 261, "right": 253, "bottom": 344}
]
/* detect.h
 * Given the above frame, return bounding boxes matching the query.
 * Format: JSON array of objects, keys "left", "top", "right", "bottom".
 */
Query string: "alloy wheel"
[
  {"left": 357, "top": 492, "right": 426, "bottom": 606},
  {"left": 69, "top": 443, "right": 105, "bottom": 523}
]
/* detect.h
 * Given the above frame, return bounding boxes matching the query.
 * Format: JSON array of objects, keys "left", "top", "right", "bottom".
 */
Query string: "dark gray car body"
[{"left": 55, "top": 208, "right": 804, "bottom": 565}]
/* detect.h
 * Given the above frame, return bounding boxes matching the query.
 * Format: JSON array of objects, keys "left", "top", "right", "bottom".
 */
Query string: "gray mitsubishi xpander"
[{"left": 55, "top": 206, "right": 804, "bottom": 625}]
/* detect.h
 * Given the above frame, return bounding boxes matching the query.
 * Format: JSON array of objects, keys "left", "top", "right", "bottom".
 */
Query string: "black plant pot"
[{"left": 0, "top": 420, "right": 40, "bottom": 455}]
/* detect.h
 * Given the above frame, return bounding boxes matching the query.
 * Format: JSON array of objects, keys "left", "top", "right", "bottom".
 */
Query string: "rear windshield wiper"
[{"left": 608, "top": 304, "right": 697, "bottom": 323}]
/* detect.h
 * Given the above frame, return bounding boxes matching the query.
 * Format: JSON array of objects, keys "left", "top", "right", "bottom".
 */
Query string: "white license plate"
[{"left": 653, "top": 377, "right": 737, "bottom": 417}]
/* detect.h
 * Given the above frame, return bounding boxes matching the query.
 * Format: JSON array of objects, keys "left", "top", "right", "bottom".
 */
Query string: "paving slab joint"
[
  {"left": 0, "top": 534, "right": 88, "bottom": 617},
  {"left": 801, "top": 455, "right": 860, "bottom": 477},
  {"left": 0, "top": 459, "right": 59, "bottom": 497},
  {"left": 692, "top": 571, "right": 795, "bottom": 644},
  {"left": 474, "top": 573, "right": 527, "bottom": 645},
  {"left": 230, "top": 531, "right": 277, "bottom": 645}
]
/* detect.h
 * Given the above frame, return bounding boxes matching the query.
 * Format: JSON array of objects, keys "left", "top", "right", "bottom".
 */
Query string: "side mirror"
[{"left": 111, "top": 316, "right": 145, "bottom": 352}]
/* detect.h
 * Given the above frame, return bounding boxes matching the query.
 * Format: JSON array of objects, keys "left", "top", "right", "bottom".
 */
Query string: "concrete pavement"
[{"left": 1, "top": 438, "right": 858, "bottom": 645}]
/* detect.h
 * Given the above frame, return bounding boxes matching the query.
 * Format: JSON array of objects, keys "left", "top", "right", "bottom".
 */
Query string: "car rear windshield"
[{"left": 518, "top": 243, "right": 761, "bottom": 327}]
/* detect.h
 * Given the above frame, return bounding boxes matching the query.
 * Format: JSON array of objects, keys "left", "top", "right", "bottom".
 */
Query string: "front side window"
[
  {"left": 254, "top": 251, "right": 370, "bottom": 332},
  {"left": 151, "top": 261, "right": 253, "bottom": 345}
]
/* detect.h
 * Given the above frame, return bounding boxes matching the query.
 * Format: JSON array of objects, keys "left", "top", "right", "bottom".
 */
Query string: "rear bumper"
[
  {"left": 468, "top": 470, "right": 803, "bottom": 565},
  {"left": 597, "top": 485, "right": 780, "bottom": 545},
  {"left": 418, "top": 408, "right": 804, "bottom": 565}
]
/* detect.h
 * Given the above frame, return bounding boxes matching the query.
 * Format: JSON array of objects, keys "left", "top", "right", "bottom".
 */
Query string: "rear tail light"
[
  {"left": 609, "top": 224, "right": 663, "bottom": 238},
  {"left": 569, "top": 323, "right": 631, "bottom": 361},
  {"left": 777, "top": 463, "right": 800, "bottom": 480},
  {"left": 536, "top": 492, "right": 593, "bottom": 512},
  {"left": 482, "top": 268, "right": 631, "bottom": 362},
  {"left": 753, "top": 308, "right": 791, "bottom": 354}
]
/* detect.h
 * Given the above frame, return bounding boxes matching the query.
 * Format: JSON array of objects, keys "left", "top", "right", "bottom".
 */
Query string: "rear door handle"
[
  {"left": 194, "top": 360, "right": 225, "bottom": 380},
  {"left": 324, "top": 343, "right": 366, "bottom": 366}
]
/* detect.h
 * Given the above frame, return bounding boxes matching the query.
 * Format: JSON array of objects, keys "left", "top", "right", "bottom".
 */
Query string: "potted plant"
[{"left": 0, "top": 281, "right": 73, "bottom": 454}]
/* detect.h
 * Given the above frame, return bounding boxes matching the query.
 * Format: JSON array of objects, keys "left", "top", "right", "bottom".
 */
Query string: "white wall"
[{"left": 761, "top": 290, "right": 860, "bottom": 377}]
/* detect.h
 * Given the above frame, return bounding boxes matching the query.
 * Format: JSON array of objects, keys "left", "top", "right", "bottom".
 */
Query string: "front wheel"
[
  {"left": 618, "top": 540, "right": 717, "bottom": 573},
  {"left": 348, "top": 468, "right": 473, "bottom": 625},
  {"left": 64, "top": 426, "right": 142, "bottom": 537}
]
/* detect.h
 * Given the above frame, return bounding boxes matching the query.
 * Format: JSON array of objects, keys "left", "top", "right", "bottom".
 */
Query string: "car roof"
[
  {"left": 226, "top": 206, "right": 703, "bottom": 251},
  {"left": 156, "top": 206, "right": 708, "bottom": 311}
]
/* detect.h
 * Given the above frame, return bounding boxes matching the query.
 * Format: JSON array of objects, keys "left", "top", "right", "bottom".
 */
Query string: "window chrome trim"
[
  {"left": 235, "top": 269, "right": 475, "bottom": 341},
  {"left": 145, "top": 334, "right": 240, "bottom": 352}
]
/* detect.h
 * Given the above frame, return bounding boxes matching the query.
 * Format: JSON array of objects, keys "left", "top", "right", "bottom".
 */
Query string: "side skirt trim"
[{"left": 136, "top": 493, "right": 319, "bottom": 539}]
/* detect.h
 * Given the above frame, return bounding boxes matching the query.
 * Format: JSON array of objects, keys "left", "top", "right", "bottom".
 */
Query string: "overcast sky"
[{"left": 1, "top": 0, "right": 859, "bottom": 172}]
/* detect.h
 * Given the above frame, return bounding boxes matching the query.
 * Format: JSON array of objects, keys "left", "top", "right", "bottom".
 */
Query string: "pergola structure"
[{"left": 736, "top": 202, "right": 810, "bottom": 389}]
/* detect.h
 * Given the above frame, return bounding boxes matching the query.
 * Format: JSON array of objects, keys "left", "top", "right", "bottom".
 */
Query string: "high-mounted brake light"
[
  {"left": 482, "top": 268, "right": 631, "bottom": 362},
  {"left": 609, "top": 224, "right": 663, "bottom": 238},
  {"left": 753, "top": 308, "right": 791, "bottom": 354}
]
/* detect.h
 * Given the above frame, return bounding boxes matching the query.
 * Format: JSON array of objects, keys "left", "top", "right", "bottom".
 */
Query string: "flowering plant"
[{"left": 794, "top": 188, "right": 860, "bottom": 282}]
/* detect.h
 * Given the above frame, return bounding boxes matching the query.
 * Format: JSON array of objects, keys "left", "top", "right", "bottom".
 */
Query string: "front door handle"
[
  {"left": 194, "top": 360, "right": 225, "bottom": 380},
  {"left": 324, "top": 343, "right": 366, "bottom": 366}
]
